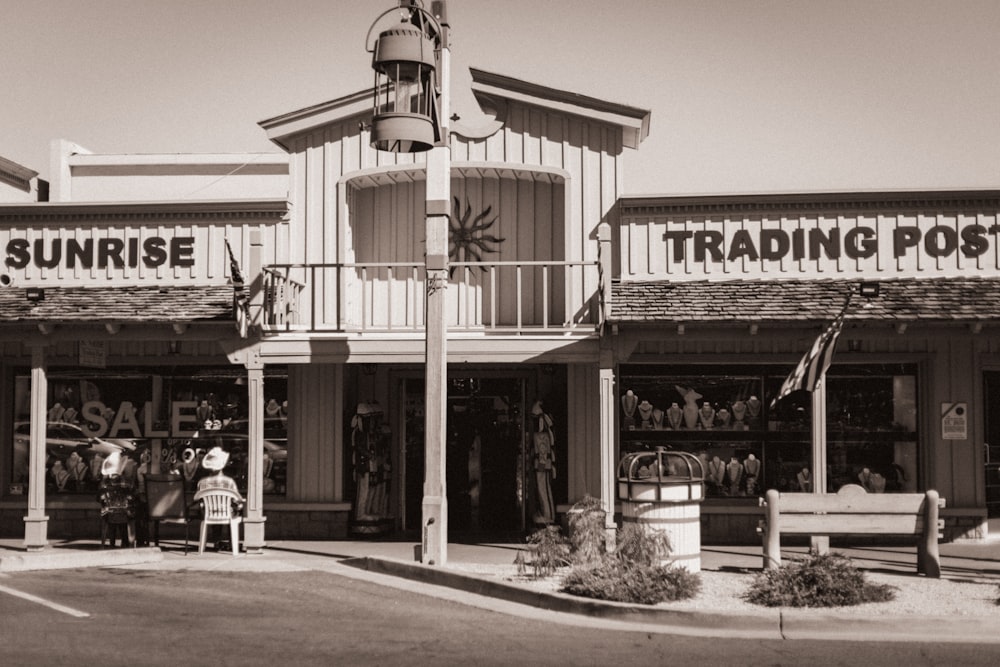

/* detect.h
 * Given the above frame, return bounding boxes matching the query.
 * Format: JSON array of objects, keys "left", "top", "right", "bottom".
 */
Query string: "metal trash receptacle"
[{"left": 618, "top": 448, "right": 705, "bottom": 572}]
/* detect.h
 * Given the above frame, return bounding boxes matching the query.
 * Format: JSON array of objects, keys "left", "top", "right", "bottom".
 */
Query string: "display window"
[
  {"left": 619, "top": 364, "right": 918, "bottom": 498},
  {"left": 7, "top": 367, "right": 288, "bottom": 497}
]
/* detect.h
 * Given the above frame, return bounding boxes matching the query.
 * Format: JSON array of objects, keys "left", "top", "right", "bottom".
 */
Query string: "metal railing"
[{"left": 259, "top": 260, "right": 601, "bottom": 334}]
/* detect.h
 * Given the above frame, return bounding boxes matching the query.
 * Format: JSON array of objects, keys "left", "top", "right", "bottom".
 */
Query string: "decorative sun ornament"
[{"left": 449, "top": 197, "right": 505, "bottom": 274}]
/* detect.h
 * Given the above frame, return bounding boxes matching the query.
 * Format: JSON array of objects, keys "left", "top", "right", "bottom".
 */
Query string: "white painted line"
[{"left": 0, "top": 584, "right": 90, "bottom": 618}]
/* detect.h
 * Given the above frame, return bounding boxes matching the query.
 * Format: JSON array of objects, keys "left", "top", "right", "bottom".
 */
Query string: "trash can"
[{"left": 618, "top": 448, "right": 705, "bottom": 572}]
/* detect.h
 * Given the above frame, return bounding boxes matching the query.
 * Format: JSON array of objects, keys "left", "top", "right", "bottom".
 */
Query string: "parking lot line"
[{"left": 0, "top": 584, "right": 90, "bottom": 618}]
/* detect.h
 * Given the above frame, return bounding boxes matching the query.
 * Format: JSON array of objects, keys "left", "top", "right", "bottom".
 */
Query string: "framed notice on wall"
[{"left": 941, "top": 402, "right": 968, "bottom": 440}]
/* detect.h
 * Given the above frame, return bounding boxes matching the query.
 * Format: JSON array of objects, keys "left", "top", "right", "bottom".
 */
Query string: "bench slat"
[
  {"left": 780, "top": 514, "right": 922, "bottom": 535},
  {"left": 771, "top": 493, "right": 929, "bottom": 514}
]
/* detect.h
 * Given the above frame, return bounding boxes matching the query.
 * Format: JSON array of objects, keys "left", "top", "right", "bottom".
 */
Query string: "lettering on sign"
[
  {"left": 4, "top": 236, "right": 195, "bottom": 270},
  {"left": 940, "top": 402, "right": 968, "bottom": 440},
  {"left": 661, "top": 224, "right": 1000, "bottom": 264}
]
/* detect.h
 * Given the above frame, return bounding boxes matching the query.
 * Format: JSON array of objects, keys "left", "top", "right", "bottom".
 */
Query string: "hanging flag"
[
  {"left": 770, "top": 294, "right": 852, "bottom": 408},
  {"left": 225, "top": 239, "right": 245, "bottom": 285}
]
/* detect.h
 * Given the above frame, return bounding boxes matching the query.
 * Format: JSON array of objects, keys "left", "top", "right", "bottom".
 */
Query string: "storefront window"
[
  {"left": 7, "top": 367, "right": 288, "bottom": 497},
  {"left": 619, "top": 364, "right": 918, "bottom": 498}
]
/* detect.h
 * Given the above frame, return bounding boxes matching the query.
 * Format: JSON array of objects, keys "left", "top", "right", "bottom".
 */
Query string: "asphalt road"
[{"left": 1, "top": 567, "right": 998, "bottom": 666}]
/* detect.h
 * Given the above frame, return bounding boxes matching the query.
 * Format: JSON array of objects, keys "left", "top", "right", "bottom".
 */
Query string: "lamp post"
[{"left": 367, "top": 0, "right": 450, "bottom": 565}]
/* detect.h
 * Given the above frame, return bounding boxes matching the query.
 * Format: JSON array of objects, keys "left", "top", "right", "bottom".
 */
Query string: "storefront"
[
  {"left": 608, "top": 192, "right": 1000, "bottom": 542},
  {"left": 2, "top": 75, "right": 997, "bottom": 550}
]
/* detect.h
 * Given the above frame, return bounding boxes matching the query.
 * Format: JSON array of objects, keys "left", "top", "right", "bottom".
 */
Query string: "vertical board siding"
[{"left": 287, "top": 363, "right": 342, "bottom": 502}]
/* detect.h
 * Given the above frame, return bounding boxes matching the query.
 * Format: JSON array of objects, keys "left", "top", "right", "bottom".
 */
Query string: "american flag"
[
  {"left": 225, "top": 239, "right": 245, "bottom": 285},
  {"left": 770, "top": 294, "right": 852, "bottom": 408}
]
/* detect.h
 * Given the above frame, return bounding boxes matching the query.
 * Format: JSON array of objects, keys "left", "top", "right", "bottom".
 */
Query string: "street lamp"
[{"left": 366, "top": 0, "right": 451, "bottom": 565}]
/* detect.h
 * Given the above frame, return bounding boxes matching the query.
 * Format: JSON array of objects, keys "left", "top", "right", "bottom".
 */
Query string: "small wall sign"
[{"left": 941, "top": 402, "right": 968, "bottom": 440}]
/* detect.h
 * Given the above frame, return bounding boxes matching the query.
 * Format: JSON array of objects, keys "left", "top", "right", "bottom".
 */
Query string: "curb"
[
  {"left": 346, "top": 556, "right": 783, "bottom": 637},
  {"left": 0, "top": 547, "right": 164, "bottom": 572},
  {"left": 350, "top": 556, "right": 1000, "bottom": 644}
]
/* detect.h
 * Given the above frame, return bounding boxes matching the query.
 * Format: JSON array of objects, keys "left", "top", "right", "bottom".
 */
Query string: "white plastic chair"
[{"left": 194, "top": 488, "right": 243, "bottom": 556}]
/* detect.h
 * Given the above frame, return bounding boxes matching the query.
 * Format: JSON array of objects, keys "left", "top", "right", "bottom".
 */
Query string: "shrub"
[
  {"left": 525, "top": 524, "right": 571, "bottom": 578},
  {"left": 566, "top": 495, "right": 606, "bottom": 567},
  {"left": 559, "top": 523, "right": 700, "bottom": 605},
  {"left": 561, "top": 559, "right": 701, "bottom": 605},
  {"left": 743, "top": 552, "right": 897, "bottom": 608}
]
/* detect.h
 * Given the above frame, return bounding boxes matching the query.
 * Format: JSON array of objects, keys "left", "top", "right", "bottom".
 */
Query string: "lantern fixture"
[{"left": 365, "top": 1, "right": 446, "bottom": 153}]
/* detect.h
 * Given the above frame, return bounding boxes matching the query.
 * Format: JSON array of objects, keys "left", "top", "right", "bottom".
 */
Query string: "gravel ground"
[{"left": 447, "top": 563, "right": 1000, "bottom": 617}]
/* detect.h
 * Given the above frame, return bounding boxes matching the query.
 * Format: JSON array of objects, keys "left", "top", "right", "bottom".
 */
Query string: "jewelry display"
[
  {"left": 676, "top": 385, "right": 702, "bottom": 430},
  {"left": 621, "top": 390, "right": 638, "bottom": 430},
  {"left": 731, "top": 400, "right": 747, "bottom": 429},
  {"left": 666, "top": 402, "right": 683, "bottom": 430},
  {"left": 727, "top": 456, "right": 744, "bottom": 496},
  {"left": 698, "top": 402, "right": 716, "bottom": 430},
  {"left": 651, "top": 408, "right": 664, "bottom": 430},
  {"left": 637, "top": 400, "right": 654, "bottom": 429},
  {"left": 716, "top": 407, "right": 731, "bottom": 429},
  {"left": 746, "top": 395, "right": 762, "bottom": 421},
  {"left": 744, "top": 453, "right": 761, "bottom": 495}
]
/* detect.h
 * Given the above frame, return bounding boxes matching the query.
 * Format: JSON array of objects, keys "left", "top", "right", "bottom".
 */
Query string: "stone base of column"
[
  {"left": 23, "top": 515, "right": 49, "bottom": 552},
  {"left": 243, "top": 517, "right": 267, "bottom": 554}
]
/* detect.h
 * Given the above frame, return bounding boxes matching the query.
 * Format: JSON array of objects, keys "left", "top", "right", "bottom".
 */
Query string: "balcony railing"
[{"left": 259, "top": 260, "right": 601, "bottom": 334}]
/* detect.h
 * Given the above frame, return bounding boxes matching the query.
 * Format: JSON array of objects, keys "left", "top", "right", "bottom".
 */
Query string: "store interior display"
[{"left": 619, "top": 364, "right": 919, "bottom": 498}]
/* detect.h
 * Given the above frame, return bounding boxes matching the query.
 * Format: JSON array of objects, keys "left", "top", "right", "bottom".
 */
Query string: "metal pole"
[{"left": 421, "top": 1, "right": 450, "bottom": 565}]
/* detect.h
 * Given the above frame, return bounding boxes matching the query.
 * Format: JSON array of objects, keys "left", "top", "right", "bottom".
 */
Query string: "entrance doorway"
[
  {"left": 984, "top": 373, "right": 1000, "bottom": 519},
  {"left": 403, "top": 376, "right": 528, "bottom": 537}
]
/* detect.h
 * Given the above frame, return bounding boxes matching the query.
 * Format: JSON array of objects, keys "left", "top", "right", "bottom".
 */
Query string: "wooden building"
[{"left": 1, "top": 70, "right": 996, "bottom": 549}]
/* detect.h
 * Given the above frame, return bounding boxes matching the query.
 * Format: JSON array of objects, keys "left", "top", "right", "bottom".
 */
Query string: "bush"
[
  {"left": 743, "top": 552, "right": 897, "bottom": 607},
  {"left": 561, "top": 559, "right": 701, "bottom": 605},
  {"left": 566, "top": 495, "right": 606, "bottom": 567},
  {"left": 559, "top": 522, "right": 700, "bottom": 605},
  {"left": 524, "top": 524, "right": 571, "bottom": 578}
]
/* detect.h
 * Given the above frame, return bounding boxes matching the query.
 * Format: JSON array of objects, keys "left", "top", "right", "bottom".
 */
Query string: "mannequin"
[
  {"left": 708, "top": 455, "right": 726, "bottom": 493},
  {"left": 531, "top": 401, "right": 556, "bottom": 524},
  {"left": 637, "top": 400, "right": 654, "bottom": 429},
  {"left": 744, "top": 453, "right": 761, "bottom": 495},
  {"left": 676, "top": 386, "right": 702, "bottom": 430},
  {"left": 797, "top": 467, "right": 812, "bottom": 492},
  {"left": 731, "top": 400, "right": 747, "bottom": 430},
  {"left": 651, "top": 408, "right": 664, "bottom": 430},
  {"left": 698, "top": 402, "right": 716, "bottom": 430},
  {"left": 727, "top": 456, "right": 744, "bottom": 496},
  {"left": 666, "top": 402, "right": 683, "bottom": 430},
  {"left": 621, "top": 390, "right": 639, "bottom": 430}
]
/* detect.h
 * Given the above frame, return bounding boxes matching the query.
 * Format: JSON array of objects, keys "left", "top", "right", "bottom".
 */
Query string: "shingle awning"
[
  {"left": 610, "top": 277, "right": 1000, "bottom": 324},
  {"left": 0, "top": 285, "right": 236, "bottom": 323}
]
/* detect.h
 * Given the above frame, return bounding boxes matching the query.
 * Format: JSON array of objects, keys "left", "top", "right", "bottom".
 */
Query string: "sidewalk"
[{"left": 2, "top": 536, "right": 998, "bottom": 642}]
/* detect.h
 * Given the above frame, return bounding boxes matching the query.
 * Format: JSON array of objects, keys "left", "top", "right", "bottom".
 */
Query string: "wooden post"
[
  {"left": 764, "top": 489, "right": 781, "bottom": 569},
  {"left": 921, "top": 489, "right": 941, "bottom": 578},
  {"left": 24, "top": 345, "right": 49, "bottom": 551}
]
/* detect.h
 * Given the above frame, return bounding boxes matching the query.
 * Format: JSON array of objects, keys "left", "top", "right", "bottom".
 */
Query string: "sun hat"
[
  {"left": 202, "top": 446, "right": 230, "bottom": 471},
  {"left": 101, "top": 450, "right": 124, "bottom": 477}
]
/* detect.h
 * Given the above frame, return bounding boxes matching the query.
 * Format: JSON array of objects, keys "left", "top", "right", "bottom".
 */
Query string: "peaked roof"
[{"left": 260, "top": 69, "right": 650, "bottom": 150}]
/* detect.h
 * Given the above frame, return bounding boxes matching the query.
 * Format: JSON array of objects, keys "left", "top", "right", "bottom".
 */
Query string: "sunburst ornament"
[{"left": 449, "top": 197, "right": 505, "bottom": 273}]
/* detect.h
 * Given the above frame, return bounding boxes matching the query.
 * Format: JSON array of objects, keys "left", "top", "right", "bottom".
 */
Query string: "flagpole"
[{"left": 811, "top": 375, "right": 829, "bottom": 554}]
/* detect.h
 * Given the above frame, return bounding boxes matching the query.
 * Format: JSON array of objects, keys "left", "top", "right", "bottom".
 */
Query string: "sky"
[{"left": 2, "top": 0, "right": 998, "bottom": 196}]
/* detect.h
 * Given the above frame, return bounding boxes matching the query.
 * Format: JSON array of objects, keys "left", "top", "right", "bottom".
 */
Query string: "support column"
[
  {"left": 421, "top": 7, "right": 451, "bottom": 567},
  {"left": 24, "top": 345, "right": 49, "bottom": 551},
  {"left": 243, "top": 354, "right": 266, "bottom": 553},
  {"left": 810, "top": 375, "right": 829, "bottom": 554},
  {"left": 599, "top": 347, "right": 617, "bottom": 550}
]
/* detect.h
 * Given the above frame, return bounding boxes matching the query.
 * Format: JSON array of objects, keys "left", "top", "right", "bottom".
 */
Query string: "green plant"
[
  {"left": 614, "top": 522, "right": 671, "bottom": 566},
  {"left": 526, "top": 525, "right": 571, "bottom": 578},
  {"left": 566, "top": 495, "right": 606, "bottom": 567},
  {"left": 559, "top": 523, "right": 700, "bottom": 605},
  {"left": 743, "top": 552, "right": 897, "bottom": 608},
  {"left": 561, "top": 559, "right": 701, "bottom": 605}
]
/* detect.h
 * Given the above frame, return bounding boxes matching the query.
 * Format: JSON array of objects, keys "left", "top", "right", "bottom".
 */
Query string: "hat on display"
[
  {"left": 266, "top": 399, "right": 281, "bottom": 417},
  {"left": 101, "top": 450, "right": 125, "bottom": 477},
  {"left": 202, "top": 446, "right": 230, "bottom": 471}
]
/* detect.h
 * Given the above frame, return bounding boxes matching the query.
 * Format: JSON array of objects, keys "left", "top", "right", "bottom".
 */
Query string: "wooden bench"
[{"left": 759, "top": 484, "right": 945, "bottom": 578}]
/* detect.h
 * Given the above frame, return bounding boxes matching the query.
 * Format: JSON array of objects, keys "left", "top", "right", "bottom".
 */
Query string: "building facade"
[{"left": 2, "top": 70, "right": 996, "bottom": 549}]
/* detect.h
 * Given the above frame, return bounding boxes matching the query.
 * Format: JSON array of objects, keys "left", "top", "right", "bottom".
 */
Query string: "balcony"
[{"left": 260, "top": 259, "right": 602, "bottom": 334}]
